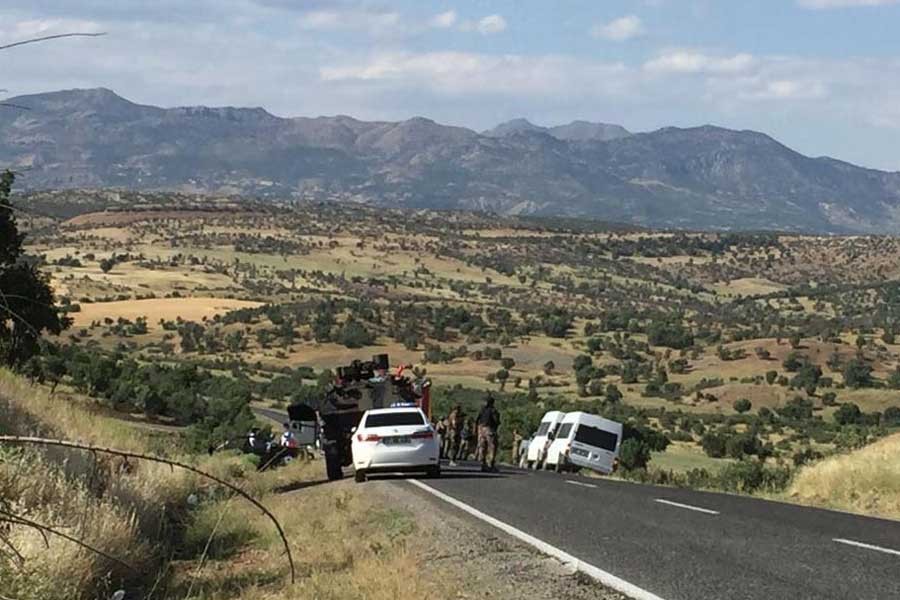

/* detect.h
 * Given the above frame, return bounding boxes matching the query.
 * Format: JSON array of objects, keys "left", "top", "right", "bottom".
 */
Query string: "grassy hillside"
[
  {"left": 0, "top": 371, "right": 451, "bottom": 599},
  {"left": 787, "top": 433, "right": 900, "bottom": 520}
]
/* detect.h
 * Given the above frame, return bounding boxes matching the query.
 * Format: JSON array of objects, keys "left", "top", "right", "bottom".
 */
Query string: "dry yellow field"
[
  {"left": 787, "top": 433, "right": 900, "bottom": 520},
  {"left": 71, "top": 297, "right": 263, "bottom": 327}
]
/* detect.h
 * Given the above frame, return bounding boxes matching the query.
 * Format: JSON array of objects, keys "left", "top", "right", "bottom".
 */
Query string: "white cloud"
[
  {"left": 429, "top": 10, "right": 457, "bottom": 29},
  {"left": 296, "top": 7, "right": 401, "bottom": 35},
  {"left": 798, "top": 0, "right": 899, "bottom": 8},
  {"left": 475, "top": 14, "right": 506, "bottom": 35},
  {"left": 591, "top": 15, "right": 645, "bottom": 42},
  {"left": 644, "top": 50, "right": 756, "bottom": 74}
]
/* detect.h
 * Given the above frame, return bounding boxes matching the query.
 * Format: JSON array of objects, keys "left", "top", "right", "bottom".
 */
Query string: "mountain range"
[{"left": 3, "top": 88, "right": 900, "bottom": 233}]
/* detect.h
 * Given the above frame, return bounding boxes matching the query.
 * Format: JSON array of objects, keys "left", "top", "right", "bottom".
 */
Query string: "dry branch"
[
  {"left": 0, "top": 32, "right": 106, "bottom": 52},
  {"left": 0, "top": 509, "right": 135, "bottom": 572},
  {"left": 0, "top": 435, "right": 296, "bottom": 583}
]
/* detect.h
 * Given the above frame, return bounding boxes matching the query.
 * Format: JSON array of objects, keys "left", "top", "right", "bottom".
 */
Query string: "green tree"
[
  {"left": 887, "top": 367, "right": 900, "bottom": 390},
  {"left": 733, "top": 398, "right": 752, "bottom": 414},
  {"left": 834, "top": 403, "right": 863, "bottom": 426},
  {"left": 618, "top": 438, "right": 651, "bottom": 471},
  {"left": 842, "top": 359, "right": 873, "bottom": 389},
  {"left": 495, "top": 368, "right": 510, "bottom": 390},
  {"left": 605, "top": 383, "right": 623, "bottom": 404},
  {"left": 782, "top": 352, "right": 803, "bottom": 372},
  {"left": 336, "top": 318, "right": 375, "bottom": 349},
  {"left": 765, "top": 370, "right": 778, "bottom": 385},
  {"left": 0, "top": 170, "right": 68, "bottom": 366}
]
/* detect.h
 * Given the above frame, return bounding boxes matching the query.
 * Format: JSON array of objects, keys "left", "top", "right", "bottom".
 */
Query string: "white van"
[
  {"left": 544, "top": 412, "right": 622, "bottom": 475},
  {"left": 525, "top": 411, "right": 566, "bottom": 469}
]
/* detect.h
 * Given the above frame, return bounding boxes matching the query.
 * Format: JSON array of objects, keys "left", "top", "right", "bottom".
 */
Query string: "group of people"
[{"left": 435, "top": 394, "right": 502, "bottom": 472}]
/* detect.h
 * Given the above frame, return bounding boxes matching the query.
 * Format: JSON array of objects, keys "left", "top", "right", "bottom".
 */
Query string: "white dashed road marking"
[
  {"left": 654, "top": 498, "right": 720, "bottom": 515},
  {"left": 566, "top": 480, "right": 598, "bottom": 489},
  {"left": 833, "top": 538, "right": 900, "bottom": 557}
]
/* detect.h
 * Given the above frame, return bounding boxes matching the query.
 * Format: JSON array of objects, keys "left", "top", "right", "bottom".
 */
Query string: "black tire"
[
  {"left": 354, "top": 469, "right": 367, "bottom": 483},
  {"left": 426, "top": 465, "right": 441, "bottom": 479},
  {"left": 325, "top": 450, "right": 343, "bottom": 481}
]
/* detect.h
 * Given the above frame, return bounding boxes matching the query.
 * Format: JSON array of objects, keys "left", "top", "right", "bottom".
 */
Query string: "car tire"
[
  {"left": 426, "top": 466, "right": 441, "bottom": 479},
  {"left": 354, "top": 469, "right": 367, "bottom": 483}
]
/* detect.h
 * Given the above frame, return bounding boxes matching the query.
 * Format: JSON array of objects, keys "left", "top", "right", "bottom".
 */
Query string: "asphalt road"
[
  {"left": 408, "top": 463, "right": 900, "bottom": 600},
  {"left": 251, "top": 407, "right": 900, "bottom": 599}
]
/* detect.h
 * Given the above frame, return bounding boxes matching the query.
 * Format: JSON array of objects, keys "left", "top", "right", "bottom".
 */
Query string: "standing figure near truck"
[
  {"left": 476, "top": 394, "right": 501, "bottom": 472},
  {"left": 447, "top": 405, "right": 464, "bottom": 466}
]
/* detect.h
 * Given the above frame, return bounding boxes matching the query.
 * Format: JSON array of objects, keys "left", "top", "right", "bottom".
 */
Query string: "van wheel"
[{"left": 354, "top": 469, "right": 367, "bottom": 483}]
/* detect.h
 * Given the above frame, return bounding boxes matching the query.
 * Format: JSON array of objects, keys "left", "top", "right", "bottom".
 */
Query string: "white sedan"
[{"left": 351, "top": 407, "right": 441, "bottom": 482}]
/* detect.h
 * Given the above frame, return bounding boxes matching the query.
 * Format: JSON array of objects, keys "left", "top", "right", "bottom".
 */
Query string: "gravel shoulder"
[{"left": 370, "top": 477, "right": 628, "bottom": 600}]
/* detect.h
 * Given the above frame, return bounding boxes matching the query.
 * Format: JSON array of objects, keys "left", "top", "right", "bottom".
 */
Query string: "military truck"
[{"left": 288, "top": 354, "right": 432, "bottom": 481}]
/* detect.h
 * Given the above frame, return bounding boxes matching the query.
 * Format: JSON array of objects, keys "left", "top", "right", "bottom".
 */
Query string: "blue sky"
[{"left": 2, "top": 0, "right": 900, "bottom": 170}]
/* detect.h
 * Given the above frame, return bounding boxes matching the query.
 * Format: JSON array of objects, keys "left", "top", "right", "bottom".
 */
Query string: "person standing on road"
[
  {"left": 458, "top": 418, "right": 472, "bottom": 461},
  {"left": 447, "top": 404, "right": 464, "bottom": 466},
  {"left": 511, "top": 428, "right": 523, "bottom": 465},
  {"left": 435, "top": 418, "right": 447, "bottom": 458},
  {"left": 476, "top": 394, "right": 501, "bottom": 472}
]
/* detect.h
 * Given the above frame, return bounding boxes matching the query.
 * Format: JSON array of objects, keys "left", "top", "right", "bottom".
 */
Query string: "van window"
[
  {"left": 574, "top": 425, "right": 618, "bottom": 451},
  {"left": 365, "top": 411, "right": 424, "bottom": 427},
  {"left": 536, "top": 422, "right": 551, "bottom": 436},
  {"left": 556, "top": 423, "right": 573, "bottom": 439}
]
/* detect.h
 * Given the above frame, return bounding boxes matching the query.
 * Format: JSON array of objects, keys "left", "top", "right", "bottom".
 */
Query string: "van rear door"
[{"left": 568, "top": 423, "right": 619, "bottom": 474}]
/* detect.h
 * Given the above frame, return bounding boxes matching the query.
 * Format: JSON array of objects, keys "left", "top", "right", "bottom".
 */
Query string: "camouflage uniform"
[
  {"left": 511, "top": 430, "right": 523, "bottom": 465},
  {"left": 447, "top": 407, "right": 463, "bottom": 463},
  {"left": 476, "top": 396, "right": 501, "bottom": 472}
]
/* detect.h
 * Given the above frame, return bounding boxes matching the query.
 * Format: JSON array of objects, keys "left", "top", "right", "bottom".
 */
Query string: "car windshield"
[
  {"left": 574, "top": 425, "right": 618, "bottom": 452},
  {"left": 536, "top": 422, "right": 551, "bottom": 436},
  {"left": 365, "top": 411, "right": 425, "bottom": 428},
  {"left": 556, "top": 423, "right": 574, "bottom": 439}
]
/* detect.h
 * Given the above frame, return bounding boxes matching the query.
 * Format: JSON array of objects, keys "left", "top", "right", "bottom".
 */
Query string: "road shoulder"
[{"left": 372, "top": 477, "right": 628, "bottom": 600}]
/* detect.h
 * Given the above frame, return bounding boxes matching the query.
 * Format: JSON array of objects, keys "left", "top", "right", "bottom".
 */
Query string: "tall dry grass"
[
  {"left": 0, "top": 370, "right": 254, "bottom": 599},
  {"left": 1, "top": 370, "right": 451, "bottom": 600},
  {"left": 786, "top": 432, "right": 900, "bottom": 520}
]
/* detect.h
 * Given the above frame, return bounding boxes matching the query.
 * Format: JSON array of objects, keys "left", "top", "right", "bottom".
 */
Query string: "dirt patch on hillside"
[
  {"left": 373, "top": 479, "right": 627, "bottom": 600},
  {"left": 65, "top": 210, "right": 264, "bottom": 227},
  {"left": 71, "top": 297, "right": 262, "bottom": 327}
]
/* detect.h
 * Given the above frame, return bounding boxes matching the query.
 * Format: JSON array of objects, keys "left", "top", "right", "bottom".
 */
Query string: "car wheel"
[
  {"left": 354, "top": 469, "right": 367, "bottom": 483},
  {"left": 527, "top": 461, "right": 535, "bottom": 470},
  {"left": 426, "top": 466, "right": 441, "bottom": 479}
]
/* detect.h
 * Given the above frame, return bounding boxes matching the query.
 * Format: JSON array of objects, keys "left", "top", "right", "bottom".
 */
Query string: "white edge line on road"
[
  {"left": 833, "top": 538, "right": 900, "bottom": 557},
  {"left": 654, "top": 499, "right": 720, "bottom": 516},
  {"left": 566, "top": 480, "right": 598, "bottom": 489},
  {"left": 409, "top": 479, "right": 667, "bottom": 600}
]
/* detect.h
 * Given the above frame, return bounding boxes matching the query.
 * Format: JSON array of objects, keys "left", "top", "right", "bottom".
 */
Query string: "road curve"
[
  {"left": 251, "top": 407, "right": 900, "bottom": 599},
  {"left": 407, "top": 464, "right": 900, "bottom": 600}
]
